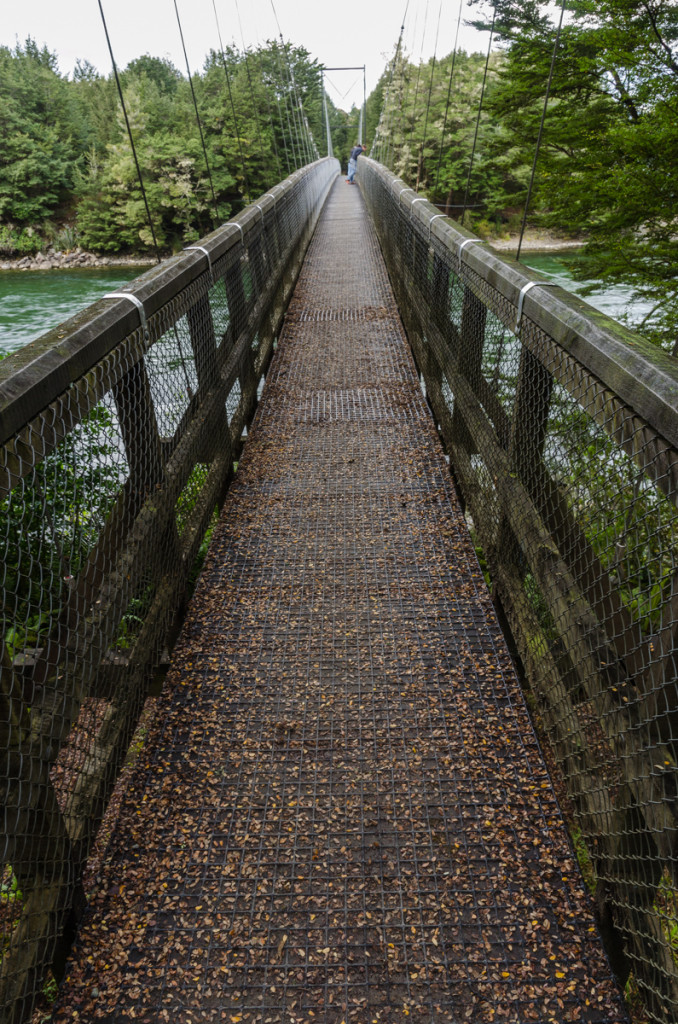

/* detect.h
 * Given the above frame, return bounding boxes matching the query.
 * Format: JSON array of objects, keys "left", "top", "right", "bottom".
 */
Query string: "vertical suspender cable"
[
  {"left": 287, "top": 50, "right": 314, "bottom": 163},
  {"left": 394, "top": 6, "right": 418, "bottom": 171},
  {"left": 269, "top": 1, "right": 310, "bottom": 165},
  {"left": 363, "top": 67, "right": 367, "bottom": 148},
  {"left": 97, "top": 0, "right": 162, "bottom": 262},
  {"left": 271, "top": 36, "right": 303, "bottom": 168},
  {"left": 409, "top": 0, "right": 430, "bottom": 167},
  {"left": 280, "top": 40, "right": 306, "bottom": 167},
  {"left": 415, "top": 0, "right": 443, "bottom": 192},
  {"left": 259, "top": 55, "right": 289, "bottom": 178},
  {"left": 233, "top": 0, "right": 285, "bottom": 180},
  {"left": 433, "top": 0, "right": 463, "bottom": 199},
  {"left": 377, "top": 44, "right": 400, "bottom": 165},
  {"left": 322, "top": 72, "right": 333, "bottom": 157},
  {"left": 461, "top": 5, "right": 496, "bottom": 222},
  {"left": 384, "top": 3, "right": 410, "bottom": 169},
  {"left": 266, "top": 46, "right": 295, "bottom": 174},
  {"left": 211, "top": 0, "right": 252, "bottom": 203},
  {"left": 397, "top": 0, "right": 420, "bottom": 164},
  {"left": 173, "top": 0, "right": 221, "bottom": 225},
  {"left": 373, "top": 10, "right": 406, "bottom": 164},
  {"left": 516, "top": 0, "right": 567, "bottom": 261}
]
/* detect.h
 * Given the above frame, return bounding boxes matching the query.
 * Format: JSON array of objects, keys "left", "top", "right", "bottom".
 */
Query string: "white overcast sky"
[{"left": 0, "top": 0, "right": 489, "bottom": 111}]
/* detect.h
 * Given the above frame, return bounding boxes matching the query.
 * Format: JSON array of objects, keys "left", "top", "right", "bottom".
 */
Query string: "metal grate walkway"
[{"left": 52, "top": 179, "right": 626, "bottom": 1023}]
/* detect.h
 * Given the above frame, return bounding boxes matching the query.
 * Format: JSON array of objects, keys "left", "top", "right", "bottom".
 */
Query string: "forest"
[
  {"left": 1, "top": 0, "right": 677, "bottom": 350},
  {"left": 0, "top": 38, "right": 356, "bottom": 256},
  {"left": 370, "top": 0, "right": 678, "bottom": 353}
]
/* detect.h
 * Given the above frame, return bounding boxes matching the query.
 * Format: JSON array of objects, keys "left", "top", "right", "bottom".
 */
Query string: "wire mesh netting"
[
  {"left": 0, "top": 157, "right": 338, "bottom": 1024},
  {"left": 360, "top": 156, "right": 678, "bottom": 1024},
  {"left": 44, "top": 172, "right": 626, "bottom": 1024}
]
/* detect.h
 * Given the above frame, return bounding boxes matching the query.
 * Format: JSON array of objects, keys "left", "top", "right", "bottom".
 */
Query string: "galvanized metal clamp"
[
  {"left": 183, "top": 245, "right": 214, "bottom": 285},
  {"left": 103, "top": 292, "right": 149, "bottom": 340},
  {"left": 514, "top": 280, "right": 560, "bottom": 336}
]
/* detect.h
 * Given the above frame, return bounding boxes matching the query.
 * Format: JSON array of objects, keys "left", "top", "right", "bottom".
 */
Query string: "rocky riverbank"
[
  {"left": 488, "top": 229, "right": 585, "bottom": 254},
  {"left": 0, "top": 248, "right": 156, "bottom": 271}
]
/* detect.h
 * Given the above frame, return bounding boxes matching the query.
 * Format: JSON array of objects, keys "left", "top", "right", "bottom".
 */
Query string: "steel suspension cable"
[
  {"left": 408, "top": 0, "right": 430, "bottom": 170},
  {"left": 269, "top": 0, "right": 310, "bottom": 165},
  {"left": 363, "top": 68, "right": 367, "bottom": 148},
  {"left": 270, "top": 36, "right": 304, "bottom": 168},
  {"left": 232, "top": 0, "right": 283, "bottom": 181},
  {"left": 372, "top": 4, "right": 409, "bottom": 162},
  {"left": 461, "top": 4, "right": 496, "bottom": 221},
  {"left": 278, "top": 42, "right": 307, "bottom": 164},
  {"left": 288, "top": 50, "right": 316, "bottom": 163},
  {"left": 371, "top": 5, "right": 401, "bottom": 160},
  {"left": 173, "top": 0, "right": 221, "bottom": 225},
  {"left": 378, "top": 44, "right": 401, "bottom": 167},
  {"left": 382, "top": 3, "right": 410, "bottom": 168},
  {"left": 516, "top": 0, "right": 567, "bottom": 262},
  {"left": 211, "top": 0, "right": 252, "bottom": 203},
  {"left": 97, "top": 0, "right": 162, "bottom": 262},
  {"left": 263, "top": 45, "right": 294, "bottom": 175},
  {"left": 321, "top": 73, "right": 333, "bottom": 157},
  {"left": 415, "top": 0, "right": 443, "bottom": 192},
  {"left": 393, "top": 5, "right": 418, "bottom": 170},
  {"left": 433, "top": 0, "right": 463, "bottom": 198}
]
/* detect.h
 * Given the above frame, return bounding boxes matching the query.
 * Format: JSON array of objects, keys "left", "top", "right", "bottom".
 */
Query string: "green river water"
[
  {"left": 0, "top": 267, "right": 141, "bottom": 357},
  {"left": 0, "top": 252, "right": 653, "bottom": 360}
]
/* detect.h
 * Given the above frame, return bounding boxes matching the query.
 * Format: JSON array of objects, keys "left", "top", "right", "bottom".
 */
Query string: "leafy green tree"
[
  {"left": 200, "top": 46, "right": 283, "bottom": 202},
  {"left": 471, "top": 0, "right": 678, "bottom": 351},
  {"left": 370, "top": 41, "right": 520, "bottom": 222},
  {"left": 0, "top": 36, "right": 343, "bottom": 255},
  {"left": 0, "top": 40, "right": 77, "bottom": 225},
  {"left": 76, "top": 79, "right": 235, "bottom": 252}
]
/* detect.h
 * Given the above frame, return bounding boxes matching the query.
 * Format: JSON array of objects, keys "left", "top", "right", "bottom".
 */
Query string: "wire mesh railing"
[
  {"left": 0, "top": 156, "right": 339, "bottom": 1024},
  {"left": 360, "top": 156, "right": 678, "bottom": 1024}
]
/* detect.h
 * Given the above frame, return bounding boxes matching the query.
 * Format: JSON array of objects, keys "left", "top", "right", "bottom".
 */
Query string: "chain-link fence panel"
[
  {"left": 0, "top": 157, "right": 339, "bottom": 1024},
  {"left": 360, "top": 155, "right": 678, "bottom": 1024}
]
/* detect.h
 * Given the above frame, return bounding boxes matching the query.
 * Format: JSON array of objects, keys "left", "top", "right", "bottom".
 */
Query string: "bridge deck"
[{"left": 53, "top": 179, "right": 625, "bottom": 1023}]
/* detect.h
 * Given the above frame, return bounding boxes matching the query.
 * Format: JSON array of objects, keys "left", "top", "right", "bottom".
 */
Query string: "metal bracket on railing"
[
  {"left": 103, "top": 292, "right": 149, "bottom": 340},
  {"left": 230, "top": 222, "right": 245, "bottom": 246},
  {"left": 183, "top": 245, "right": 214, "bottom": 285},
  {"left": 457, "top": 237, "right": 477, "bottom": 267},
  {"left": 428, "top": 213, "right": 446, "bottom": 240},
  {"left": 410, "top": 197, "right": 427, "bottom": 219},
  {"left": 263, "top": 193, "right": 281, "bottom": 224},
  {"left": 514, "top": 280, "right": 559, "bottom": 336},
  {"left": 253, "top": 204, "right": 266, "bottom": 223},
  {"left": 398, "top": 187, "right": 415, "bottom": 206}
]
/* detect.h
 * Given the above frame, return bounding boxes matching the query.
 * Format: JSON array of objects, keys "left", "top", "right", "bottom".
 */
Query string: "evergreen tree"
[
  {"left": 0, "top": 41, "right": 77, "bottom": 226},
  {"left": 472, "top": 0, "right": 678, "bottom": 350}
]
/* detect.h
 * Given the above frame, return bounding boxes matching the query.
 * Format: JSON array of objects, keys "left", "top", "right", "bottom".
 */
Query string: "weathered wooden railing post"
[
  {"left": 451, "top": 285, "right": 486, "bottom": 456},
  {"left": 185, "top": 283, "right": 233, "bottom": 472},
  {"left": 494, "top": 335, "right": 553, "bottom": 568},
  {"left": 223, "top": 250, "right": 257, "bottom": 445},
  {"left": 113, "top": 354, "right": 165, "bottom": 512},
  {"left": 419, "top": 249, "right": 450, "bottom": 422}
]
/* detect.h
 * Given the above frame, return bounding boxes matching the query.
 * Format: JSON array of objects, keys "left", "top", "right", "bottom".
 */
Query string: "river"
[
  {"left": 0, "top": 252, "right": 652, "bottom": 360},
  {"left": 0, "top": 267, "right": 142, "bottom": 358},
  {"left": 522, "top": 251, "right": 654, "bottom": 327}
]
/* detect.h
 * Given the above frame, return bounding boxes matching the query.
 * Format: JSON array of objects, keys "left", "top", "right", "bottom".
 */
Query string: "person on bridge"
[{"left": 347, "top": 143, "right": 366, "bottom": 184}]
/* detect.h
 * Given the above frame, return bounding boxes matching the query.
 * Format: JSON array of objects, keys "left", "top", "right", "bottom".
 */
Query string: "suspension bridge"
[{"left": 2, "top": 3, "right": 678, "bottom": 1021}]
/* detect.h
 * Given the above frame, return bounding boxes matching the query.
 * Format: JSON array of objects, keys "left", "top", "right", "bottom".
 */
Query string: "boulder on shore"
[{"left": 0, "top": 250, "right": 155, "bottom": 271}]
